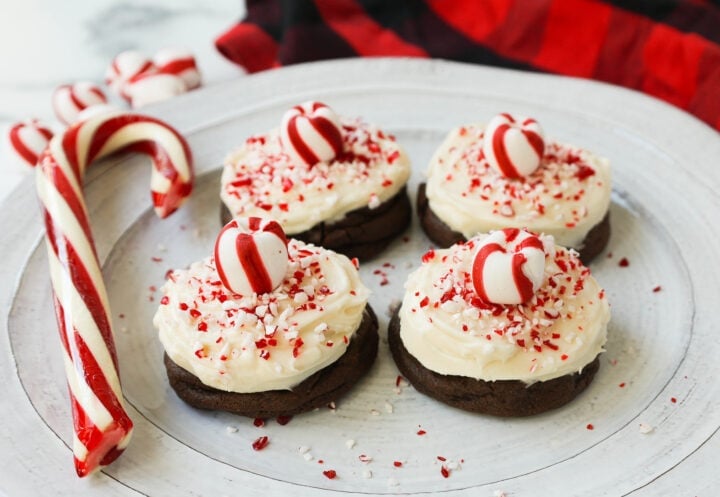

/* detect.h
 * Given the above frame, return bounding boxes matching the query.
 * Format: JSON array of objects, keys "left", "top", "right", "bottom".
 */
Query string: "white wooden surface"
[{"left": 1, "top": 58, "right": 719, "bottom": 496}]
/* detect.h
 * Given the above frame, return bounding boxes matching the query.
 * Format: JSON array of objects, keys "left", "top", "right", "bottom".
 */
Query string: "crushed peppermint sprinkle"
[
  {"left": 373, "top": 268, "right": 390, "bottom": 286},
  {"left": 639, "top": 423, "right": 654, "bottom": 434},
  {"left": 252, "top": 436, "right": 269, "bottom": 451},
  {"left": 359, "top": 454, "right": 373, "bottom": 463},
  {"left": 671, "top": 397, "right": 677, "bottom": 404},
  {"left": 618, "top": 257, "right": 630, "bottom": 267},
  {"left": 417, "top": 429, "right": 427, "bottom": 436},
  {"left": 393, "top": 461, "right": 403, "bottom": 468},
  {"left": 253, "top": 418, "right": 265, "bottom": 428},
  {"left": 223, "top": 119, "right": 405, "bottom": 220},
  {"left": 322, "top": 470, "right": 337, "bottom": 480},
  {"left": 586, "top": 423, "right": 594, "bottom": 430},
  {"left": 653, "top": 285, "right": 662, "bottom": 293},
  {"left": 440, "top": 465, "right": 450, "bottom": 478}
]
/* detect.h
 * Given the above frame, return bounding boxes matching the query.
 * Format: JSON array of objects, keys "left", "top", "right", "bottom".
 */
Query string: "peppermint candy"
[
  {"left": 280, "top": 101, "right": 344, "bottom": 167},
  {"left": 482, "top": 113, "right": 545, "bottom": 179},
  {"left": 52, "top": 82, "right": 108, "bottom": 125},
  {"left": 7, "top": 119, "right": 53, "bottom": 168},
  {"left": 215, "top": 217, "right": 289, "bottom": 295},
  {"left": 126, "top": 72, "right": 187, "bottom": 109},
  {"left": 105, "top": 50, "right": 157, "bottom": 100},
  {"left": 153, "top": 48, "right": 201, "bottom": 90},
  {"left": 471, "top": 228, "right": 547, "bottom": 305}
]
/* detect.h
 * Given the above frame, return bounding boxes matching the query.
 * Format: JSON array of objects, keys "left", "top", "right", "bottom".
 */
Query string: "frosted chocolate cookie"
[
  {"left": 389, "top": 228, "right": 610, "bottom": 416},
  {"left": 220, "top": 101, "right": 411, "bottom": 261},
  {"left": 418, "top": 113, "right": 611, "bottom": 264},
  {"left": 155, "top": 217, "right": 378, "bottom": 418}
]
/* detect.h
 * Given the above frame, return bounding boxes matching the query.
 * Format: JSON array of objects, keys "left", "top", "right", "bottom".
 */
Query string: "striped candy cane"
[{"left": 35, "top": 112, "right": 193, "bottom": 476}]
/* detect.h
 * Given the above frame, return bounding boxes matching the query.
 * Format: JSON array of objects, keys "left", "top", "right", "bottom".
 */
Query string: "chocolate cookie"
[
  {"left": 388, "top": 308, "right": 600, "bottom": 417},
  {"left": 416, "top": 183, "right": 610, "bottom": 265},
  {"left": 221, "top": 187, "right": 412, "bottom": 261},
  {"left": 165, "top": 306, "right": 379, "bottom": 418}
]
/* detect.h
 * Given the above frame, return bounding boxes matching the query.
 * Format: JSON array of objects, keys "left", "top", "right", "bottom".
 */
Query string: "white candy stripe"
[
  {"left": 74, "top": 113, "right": 112, "bottom": 174},
  {"left": 96, "top": 121, "right": 192, "bottom": 183},
  {"left": 72, "top": 433, "right": 89, "bottom": 462},
  {"left": 482, "top": 250, "right": 522, "bottom": 303},
  {"left": 503, "top": 130, "right": 540, "bottom": 176},
  {"left": 19, "top": 126, "right": 49, "bottom": 154},
  {"left": 296, "top": 117, "right": 335, "bottom": 160},
  {"left": 48, "top": 245, "right": 122, "bottom": 403},
  {"left": 62, "top": 345, "right": 114, "bottom": 431}
]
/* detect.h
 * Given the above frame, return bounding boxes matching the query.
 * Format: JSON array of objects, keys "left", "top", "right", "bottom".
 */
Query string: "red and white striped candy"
[
  {"left": 280, "top": 101, "right": 344, "bottom": 167},
  {"left": 482, "top": 113, "right": 545, "bottom": 179},
  {"left": 35, "top": 112, "right": 193, "bottom": 476},
  {"left": 215, "top": 217, "right": 289, "bottom": 295},
  {"left": 7, "top": 119, "right": 53, "bottom": 167},
  {"left": 471, "top": 228, "right": 546, "bottom": 305},
  {"left": 126, "top": 72, "right": 187, "bottom": 109},
  {"left": 154, "top": 48, "right": 202, "bottom": 90},
  {"left": 52, "top": 82, "right": 108, "bottom": 125},
  {"left": 105, "top": 50, "right": 157, "bottom": 100}
]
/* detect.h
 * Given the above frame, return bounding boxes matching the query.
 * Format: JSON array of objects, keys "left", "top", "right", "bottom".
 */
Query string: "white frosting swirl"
[
  {"left": 220, "top": 118, "right": 411, "bottom": 235},
  {"left": 425, "top": 124, "right": 611, "bottom": 249},
  {"left": 154, "top": 240, "right": 370, "bottom": 393},
  {"left": 399, "top": 234, "right": 610, "bottom": 383}
]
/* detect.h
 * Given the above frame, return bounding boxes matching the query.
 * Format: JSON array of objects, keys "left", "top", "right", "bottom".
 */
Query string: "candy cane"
[{"left": 35, "top": 112, "right": 193, "bottom": 476}]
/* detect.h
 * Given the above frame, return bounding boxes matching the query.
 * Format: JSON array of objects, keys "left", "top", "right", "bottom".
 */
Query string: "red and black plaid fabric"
[{"left": 216, "top": 0, "right": 720, "bottom": 132}]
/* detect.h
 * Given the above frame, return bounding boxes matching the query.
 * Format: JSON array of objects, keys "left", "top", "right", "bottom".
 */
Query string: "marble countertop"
[{"left": 0, "top": 0, "right": 245, "bottom": 201}]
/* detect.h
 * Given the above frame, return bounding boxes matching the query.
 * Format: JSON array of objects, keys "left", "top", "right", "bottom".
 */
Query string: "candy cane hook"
[{"left": 35, "top": 112, "right": 193, "bottom": 476}]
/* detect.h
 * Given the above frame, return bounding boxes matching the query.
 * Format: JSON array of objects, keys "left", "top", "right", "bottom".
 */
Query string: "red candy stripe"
[
  {"left": 471, "top": 242, "right": 503, "bottom": 303},
  {"left": 236, "top": 233, "right": 274, "bottom": 293},
  {"left": 35, "top": 112, "right": 193, "bottom": 476}
]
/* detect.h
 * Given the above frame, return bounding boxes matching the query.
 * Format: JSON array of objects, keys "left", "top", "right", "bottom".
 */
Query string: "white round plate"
[{"left": 1, "top": 59, "right": 719, "bottom": 496}]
